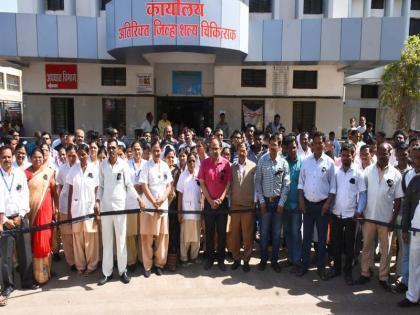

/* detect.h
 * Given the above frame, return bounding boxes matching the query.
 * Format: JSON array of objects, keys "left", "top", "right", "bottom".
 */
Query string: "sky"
[{"left": 0, "top": 0, "right": 17, "bottom": 13}]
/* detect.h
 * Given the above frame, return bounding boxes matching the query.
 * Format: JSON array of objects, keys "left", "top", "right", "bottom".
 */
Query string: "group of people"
[{"left": 0, "top": 114, "right": 419, "bottom": 309}]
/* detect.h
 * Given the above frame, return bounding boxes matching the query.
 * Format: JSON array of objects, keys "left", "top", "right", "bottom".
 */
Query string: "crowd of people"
[{"left": 0, "top": 114, "right": 419, "bottom": 309}]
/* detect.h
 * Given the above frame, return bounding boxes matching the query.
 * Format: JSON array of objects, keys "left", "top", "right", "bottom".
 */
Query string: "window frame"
[
  {"left": 51, "top": 97, "right": 75, "bottom": 134},
  {"left": 101, "top": 0, "right": 112, "bottom": 11},
  {"left": 361, "top": 85, "right": 379, "bottom": 99},
  {"left": 303, "top": 0, "right": 323, "bottom": 15},
  {"left": 249, "top": 0, "right": 272, "bottom": 13},
  {"left": 412, "top": 0, "right": 420, "bottom": 10},
  {"left": 101, "top": 67, "right": 127, "bottom": 86},
  {"left": 6, "top": 74, "right": 20, "bottom": 92},
  {"left": 102, "top": 98, "right": 127, "bottom": 134},
  {"left": 46, "top": 0, "right": 64, "bottom": 11},
  {"left": 241, "top": 69, "right": 267, "bottom": 88},
  {"left": 0, "top": 73, "right": 4, "bottom": 90},
  {"left": 371, "top": 0, "right": 385, "bottom": 9},
  {"left": 292, "top": 70, "right": 318, "bottom": 89}
]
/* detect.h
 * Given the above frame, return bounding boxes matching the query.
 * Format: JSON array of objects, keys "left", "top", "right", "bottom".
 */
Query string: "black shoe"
[
  {"left": 218, "top": 262, "right": 226, "bottom": 272},
  {"left": 231, "top": 260, "right": 241, "bottom": 270},
  {"left": 295, "top": 267, "right": 307, "bottom": 277},
  {"left": 204, "top": 260, "right": 213, "bottom": 270},
  {"left": 70, "top": 265, "right": 78, "bottom": 272},
  {"left": 120, "top": 271, "right": 131, "bottom": 284},
  {"left": 127, "top": 264, "right": 137, "bottom": 273},
  {"left": 345, "top": 274, "right": 354, "bottom": 286},
  {"left": 97, "top": 274, "right": 113, "bottom": 286},
  {"left": 398, "top": 298, "right": 419, "bottom": 307},
  {"left": 355, "top": 275, "right": 370, "bottom": 285},
  {"left": 144, "top": 269, "right": 152, "bottom": 278},
  {"left": 392, "top": 281, "right": 408, "bottom": 294},
  {"left": 155, "top": 267, "right": 164, "bottom": 276},
  {"left": 258, "top": 261, "right": 266, "bottom": 271},
  {"left": 317, "top": 269, "right": 330, "bottom": 281},
  {"left": 243, "top": 262, "right": 250, "bottom": 273},
  {"left": 1, "top": 287, "right": 14, "bottom": 298},
  {"left": 328, "top": 268, "right": 341, "bottom": 279},
  {"left": 53, "top": 253, "right": 61, "bottom": 262},
  {"left": 271, "top": 263, "right": 281, "bottom": 273},
  {"left": 379, "top": 280, "right": 391, "bottom": 291}
]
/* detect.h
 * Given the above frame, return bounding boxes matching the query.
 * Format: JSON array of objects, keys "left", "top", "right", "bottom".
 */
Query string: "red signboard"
[{"left": 45, "top": 64, "right": 78, "bottom": 89}]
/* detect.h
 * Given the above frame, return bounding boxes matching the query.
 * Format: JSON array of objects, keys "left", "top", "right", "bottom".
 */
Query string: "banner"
[
  {"left": 137, "top": 73, "right": 153, "bottom": 93},
  {"left": 242, "top": 104, "right": 264, "bottom": 131}
]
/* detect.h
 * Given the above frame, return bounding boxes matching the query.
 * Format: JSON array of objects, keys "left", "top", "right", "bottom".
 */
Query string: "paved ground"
[{"left": 5, "top": 254, "right": 419, "bottom": 315}]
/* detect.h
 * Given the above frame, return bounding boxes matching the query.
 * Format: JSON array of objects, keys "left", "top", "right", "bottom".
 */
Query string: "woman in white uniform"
[
  {"left": 67, "top": 144, "right": 100, "bottom": 275},
  {"left": 176, "top": 153, "right": 202, "bottom": 266}
]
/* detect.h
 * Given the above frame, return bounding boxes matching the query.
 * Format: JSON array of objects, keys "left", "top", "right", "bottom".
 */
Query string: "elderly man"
[
  {"left": 356, "top": 143, "right": 403, "bottom": 291},
  {"left": 230, "top": 143, "right": 257, "bottom": 272},
  {"left": 199, "top": 138, "right": 232, "bottom": 271}
]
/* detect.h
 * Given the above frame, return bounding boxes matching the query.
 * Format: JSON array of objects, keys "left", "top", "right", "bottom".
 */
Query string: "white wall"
[
  {"left": 351, "top": 0, "right": 364, "bottom": 17},
  {"left": 45, "top": 0, "right": 76, "bottom": 15},
  {"left": 17, "top": 0, "right": 44, "bottom": 14},
  {"left": 76, "top": 0, "right": 99, "bottom": 17},
  {"left": 273, "top": 0, "right": 295, "bottom": 20},
  {"left": 0, "top": 66, "right": 22, "bottom": 102}
]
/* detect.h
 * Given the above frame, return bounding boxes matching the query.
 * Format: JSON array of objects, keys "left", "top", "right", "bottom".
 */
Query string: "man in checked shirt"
[{"left": 255, "top": 134, "right": 290, "bottom": 272}]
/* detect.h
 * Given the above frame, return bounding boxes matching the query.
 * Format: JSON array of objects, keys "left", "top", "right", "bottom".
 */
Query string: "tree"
[{"left": 380, "top": 35, "right": 420, "bottom": 131}]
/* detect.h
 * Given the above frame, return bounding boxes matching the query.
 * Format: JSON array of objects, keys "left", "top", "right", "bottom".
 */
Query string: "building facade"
[{"left": 0, "top": 0, "right": 417, "bottom": 137}]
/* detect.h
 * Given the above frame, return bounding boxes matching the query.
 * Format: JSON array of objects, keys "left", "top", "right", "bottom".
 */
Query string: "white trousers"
[
  {"left": 407, "top": 231, "right": 420, "bottom": 303},
  {"left": 101, "top": 214, "right": 127, "bottom": 277}
]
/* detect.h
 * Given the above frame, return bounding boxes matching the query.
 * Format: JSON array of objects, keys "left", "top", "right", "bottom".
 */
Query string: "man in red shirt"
[{"left": 198, "top": 138, "right": 232, "bottom": 271}]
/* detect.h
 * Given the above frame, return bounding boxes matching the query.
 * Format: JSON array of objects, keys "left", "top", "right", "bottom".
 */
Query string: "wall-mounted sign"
[
  {"left": 45, "top": 64, "right": 78, "bottom": 89},
  {"left": 118, "top": 1, "right": 237, "bottom": 41},
  {"left": 137, "top": 73, "right": 153, "bottom": 93},
  {"left": 172, "top": 71, "right": 202, "bottom": 96}
]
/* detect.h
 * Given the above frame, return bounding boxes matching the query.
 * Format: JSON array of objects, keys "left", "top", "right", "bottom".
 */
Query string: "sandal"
[{"left": 0, "top": 296, "right": 8, "bottom": 307}]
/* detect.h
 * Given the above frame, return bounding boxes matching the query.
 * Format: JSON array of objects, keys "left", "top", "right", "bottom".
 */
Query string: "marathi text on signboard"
[
  {"left": 45, "top": 64, "right": 78, "bottom": 89},
  {"left": 118, "top": 0, "right": 237, "bottom": 41}
]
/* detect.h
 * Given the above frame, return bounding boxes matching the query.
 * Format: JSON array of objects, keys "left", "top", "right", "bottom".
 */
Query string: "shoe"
[
  {"left": 379, "top": 280, "right": 391, "bottom": 291},
  {"left": 180, "top": 261, "right": 189, "bottom": 268},
  {"left": 120, "top": 271, "right": 131, "bottom": 284},
  {"left": 271, "top": 263, "right": 281, "bottom": 273},
  {"left": 355, "top": 275, "right": 370, "bottom": 285},
  {"left": 390, "top": 264, "right": 397, "bottom": 273},
  {"left": 97, "top": 274, "right": 113, "bottom": 286},
  {"left": 53, "top": 253, "right": 61, "bottom": 262},
  {"left": 295, "top": 267, "right": 307, "bottom": 277},
  {"left": 243, "top": 262, "right": 250, "bottom": 273},
  {"left": 398, "top": 298, "right": 419, "bottom": 307},
  {"left": 127, "top": 264, "right": 137, "bottom": 273},
  {"left": 0, "top": 295, "right": 7, "bottom": 307},
  {"left": 22, "top": 284, "right": 40, "bottom": 290},
  {"left": 155, "top": 267, "right": 164, "bottom": 276},
  {"left": 218, "top": 262, "right": 226, "bottom": 272},
  {"left": 345, "top": 274, "right": 354, "bottom": 286},
  {"left": 231, "top": 260, "right": 241, "bottom": 270},
  {"left": 328, "top": 268, "right": 341, "bottom": 279},
  {"left": 204, "top": 260, "right": 213, "bottom": 270},
  {"left": 289, "top": 265, "right": 298, "bottom": 274},
  {"left": 1, "top": 286, "right": 14, "bottom": 298},
  {"left": 144, "top": 269, "right": 152, "bottom": 278},
  {"left": 317, "top": 269, "right": 330, "bottom": 281},
  {"left": 392, "top": 281, "right": 408, "bottom": 294},
  {"left": 258, "top": 261, "right": 266, "bottom": 271},
  {"left": 70, "top": 265, "right": 78, "bottom": 272}
]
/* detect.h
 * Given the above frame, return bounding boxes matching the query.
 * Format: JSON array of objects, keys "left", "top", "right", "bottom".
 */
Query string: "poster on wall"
[
  {"left": 242, "top": 101, "right": 264, "bottom": 131},
  {"left": 45, "top": 64, "right": 78, "bottom": 89},
  {"left": 137, "top": 73, "right": 153, "bottom": 93},
  {"left": 172, "top": 71, "right": 202, "bottom": 96}
]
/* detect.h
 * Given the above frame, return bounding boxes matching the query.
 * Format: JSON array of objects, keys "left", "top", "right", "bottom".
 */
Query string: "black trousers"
[
  {"left": 330, "top": 215, "right": 356, "bottom": 275},
  {"left": 204, "top": 199, "right": 228, "bottom": 264},
  {"left": 1, "top": 216, "right": 34, "bottom": 289}
]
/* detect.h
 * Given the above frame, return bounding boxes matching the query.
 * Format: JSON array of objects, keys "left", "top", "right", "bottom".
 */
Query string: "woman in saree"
[{"left": 25, "top": 148, "right": 58, "bottom": 285}]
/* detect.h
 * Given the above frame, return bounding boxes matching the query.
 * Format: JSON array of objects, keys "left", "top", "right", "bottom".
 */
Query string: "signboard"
[
  {"left": 45, "top": 64, "right": 78, "bottom": 89},
  {"left": 137, "top": 73, "right": 153, "bottom": 93},
  {"left": 172, "top": 71, "right": 201, "bottom": 96},
  {"left": 242, "top": 102, "right": 264, "bottom": 131},
  {"left": 118, "top": 1, "right": 237, "bottom": 41}
]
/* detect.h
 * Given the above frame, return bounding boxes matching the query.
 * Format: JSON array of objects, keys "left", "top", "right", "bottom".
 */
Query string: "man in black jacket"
[{"left": 399, "top": 145, "right": 420, "bottom": 307}]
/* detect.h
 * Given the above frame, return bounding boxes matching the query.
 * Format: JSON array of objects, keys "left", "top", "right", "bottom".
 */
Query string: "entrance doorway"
[{"left": 156, "top": 97, "right": 213, "bottom": 137}]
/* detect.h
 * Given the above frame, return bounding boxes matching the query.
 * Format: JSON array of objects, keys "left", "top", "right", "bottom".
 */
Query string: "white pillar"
[
  {"left": 295, "top": 0, "right": 303, "bottom": 19},
  {"left": 363, "top": 0, "right": 372, "bottom": 17},
  {"left": 348, "top": 0, "right": 353, "bottom": 17},
  {"left": 384, "top": 0, "right": 394, "bottom": 16},
  {"left": 401, "top": 0, "right": 411, "bottom": 37}
]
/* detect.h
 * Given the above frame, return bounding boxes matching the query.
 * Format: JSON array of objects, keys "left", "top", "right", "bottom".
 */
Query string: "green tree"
[{"left": 380, "top": 35, "right": 420, "bottom": 130}]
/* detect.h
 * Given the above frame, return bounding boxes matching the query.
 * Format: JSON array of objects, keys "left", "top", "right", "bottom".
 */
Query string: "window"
[
  {"left": 103, "top": 98, "right": 126, "bottom": 134},
  {"left": 371, "top": 0, "right": 384, "bottom": 9},
  {"left": 242, "top": 100, "right": 265, "bottom": 131},
  {"left": 412, "top": 0, "right": 420, "bottom": 10},
  {"left": 241, "top": 69, "right": 266, "bottom": 88},
  {"left": 101, "top": 0, "right": 112, "bottom": 11},
  {"left": 101, "top": 67, "right": 126, "bottom": 86},
  {"left": 6, "top": 74, "right": 20, "bottom": 91},
  {"left": 46, "top": 0, "right": 64, "bottom": 11},
  {"left": 293, "top": 101, "right": 316, "bottom": 133},
  {"left": 303, "top": 0, "right": 323, "bottom": 14},
  {"left": 293, "top": 71, "right": 317, "bottom": 89},
  {"left": 0, "top": 73, "right": 4, "bottom": 90},
  {"left": 51, "top": 98, "right": 74, "bottom": 134},
  {"left": 410, "top": 18, "right": 420, "bottom": 36},
  {"left": 361, "top": 85, "right": 379, "bottom": 99},
  {"left": 249, "top": 0, "right": 271, "bottom": 13}
]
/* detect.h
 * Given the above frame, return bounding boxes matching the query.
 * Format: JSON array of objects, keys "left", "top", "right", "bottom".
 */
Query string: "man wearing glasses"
[
  {"left": 95, "top": 139, "right": 144, "bottom": 285},
  {"left": 213, "top": 128, "right": 230, "bottom": 150}
]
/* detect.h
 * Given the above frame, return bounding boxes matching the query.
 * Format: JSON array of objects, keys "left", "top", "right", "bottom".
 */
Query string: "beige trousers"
[
  {"left": 73, "top": 232, "right": 99, "bottom": 272},
  {"left": 180, "top": 220, "right": 201, "bottom": 262},
  {"left": 361, "top": 222, "right": 392, "bottom": 281},
  {"left": 229, "top": 212, "right": 255, "bottom": 262},
  {"left": 141, "top": 234, "right": 169, "bottom": 271},
  {"left": 59, "top": 213, "right": 75, "bottom": 267},
  {"left": 127, "top": 235, "right": 143, "bottom": 265}
]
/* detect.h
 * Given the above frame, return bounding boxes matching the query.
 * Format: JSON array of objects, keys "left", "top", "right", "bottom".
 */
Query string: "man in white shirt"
[
  {"left": 357, "top": 116, "right": 367, "bottom": 135},
  {"left": 0, "top": 146, "right": 38, "bottom": 304},
  {"left": 56, "top": 144, "right": 78, "bottom": 271},
  {"left": 140, "top": 112, "right": 154, "bottom": 133},
  {"left": 357, "top": 143, "right": 404, "bottom": 290},
  {"left": 95, "top": 139, "right": 143, "bottom": 285},
  {"left": 329, "top": 142, "right": 367, "bottom": 285},
  {"left": 297, "top": 132, "right": 312, "bottom": 160}
]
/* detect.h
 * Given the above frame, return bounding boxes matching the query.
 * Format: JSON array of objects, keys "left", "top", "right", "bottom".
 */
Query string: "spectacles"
[{"left": 107, "top": 146, "right": 117, "bottom": 150}]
